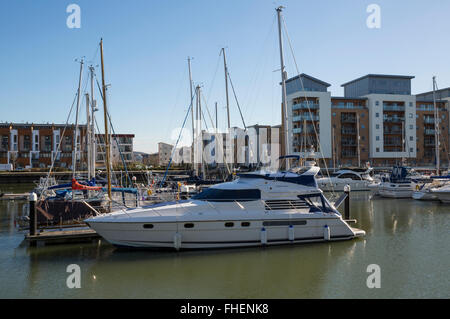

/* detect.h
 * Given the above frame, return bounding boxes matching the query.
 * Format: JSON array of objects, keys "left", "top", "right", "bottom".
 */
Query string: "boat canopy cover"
[
  {"left": 71, "top": 179, "right": 137, "bottom": 194},
  {"left": 192, "top": 188, "right": 261, "bottom": 202}
]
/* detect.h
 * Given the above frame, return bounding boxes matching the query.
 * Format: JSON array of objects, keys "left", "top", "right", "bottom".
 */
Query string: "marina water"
[{"left": 0, "top": 183, "right": 448, "bottom": 298}]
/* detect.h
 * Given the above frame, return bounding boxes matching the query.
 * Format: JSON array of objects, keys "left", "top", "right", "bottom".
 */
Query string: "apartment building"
[
  {"left": 330, "top": 98, "right": 370, "bottom": 167},
  {"left": 0, "top": 123, "right": 85, "bottom": 169},
  {"left": 286, "top": 74, "right": 332, "bottom": 160},
  {"left": 158, "top": 142, "right": 174, "bottom": 166},
  {"left": 286, "top": 73, "right": 450, "bottom": 167},
  {"left": 96, "top": 134, "right": 135, "bottom": 167},
  {"left": 0, "top": 122, "right": 135, "bottom": 170}
]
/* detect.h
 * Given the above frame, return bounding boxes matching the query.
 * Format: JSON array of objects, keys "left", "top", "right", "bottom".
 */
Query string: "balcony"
[
  {"left": 424, "top": 117, "right": 434, "bottom": 124},
  {"left": 342, "top": 151, "right": 357, "bottom": 158},
  {"left": 424, "top": 140, "right": 436, "bottom": 146},
  {"left": 341, "top": 128, "right": 356, "bottom": 135},
  {"left": 384, "top": 129, "right": 402, "bottom": 135},
  {"left": 383, "top": 116, "right": 405, "bottom": 123},
  {"left": 341, "top": 139, "right": 357, "bottom": 146},
  {"left": 292, "top": 102, "right": 319, "bottom": 110},
  {"left": 384, "top": 141, "right": 402, "bottom": 146},
  {"left": 293, "top": 127, "right": 317, "bottom": 134},
  {"left": 383, "top": 105, "right": 405, "bottom": 112},
  {"left": 341, "top": 116, "right": 356, "bottom": 123},
  {"left": 333, "top": 104, "right": 365, "bottom": 110},
  {"left": 425, "top": 129, "right": 436, "bottom": 135},
  {"left": 293, "top": 114, "right": 319, "bottom": 122}
]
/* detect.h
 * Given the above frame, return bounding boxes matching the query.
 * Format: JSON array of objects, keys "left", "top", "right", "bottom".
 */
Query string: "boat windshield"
[
  {"left": 192, "top": 188, "right": 261, "bottom": 202},
  {"left": 298, "top": 193, "right": 336, "bottom": 213}
]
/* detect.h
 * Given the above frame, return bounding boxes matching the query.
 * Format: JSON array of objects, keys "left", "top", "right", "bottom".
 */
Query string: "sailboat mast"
[
  {"left": 221, "top": 48, "right": 231, "bottom": 130},
  {"left": 276, "top": 6, "right": 290, "bottom": 169},
  {"left": 194, "top": 86, "right": 200, "bottom": 177},
  {"left": 85, "top": 93, "right": 91, "bottom": 179},
  {"left": 215, "top": 102, "right": 218, "bottom": 130},
  {"left": 100, "top": 39, "right": 112, "bottom": 200},
  {"left": 89, "top": 66, "right": 97, "bottom": 180},
  {"left": 72, "top": 59, "right": 84, "bottom": 179},
  {"left": 188, "top": 57, "right": 195, "bottom": 165},
  {"left": 198, "top": 86, "right": 205, "bottom": 178},
  {"left": 433, "top": 76, "right": 440, "bottom": 175}
]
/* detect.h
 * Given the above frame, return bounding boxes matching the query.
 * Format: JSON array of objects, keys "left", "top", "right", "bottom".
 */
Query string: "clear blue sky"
[{"left": 1, "top": 0, "right": 450, "bottom": 153}]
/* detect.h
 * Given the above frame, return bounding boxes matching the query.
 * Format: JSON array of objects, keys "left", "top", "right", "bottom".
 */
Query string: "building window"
[
  {"left": 409, "top": 102, "right": 413, "bottom": 107},
  {"left": 376, "top": 124, "right": 380, "bottom": 129},
  {"left": 332, "top": 112, "right": 336, "bottom": 117},
  {"left": 410, "top": 136, "right": 413, "bottom": 141},
  {"left": 376, "top": 147, "right": 380, "bottom": 152},
  {"left": 409, "top": 113, "right": 413, "bottom": 118},
  {"left": 410, "top": 148, "right": 414, "bottom": 153},
  {"left": 361, "top": 136, "right": 365, "bottom": 141},
  {"left": 376, "top": 113, "right": 379, "bottom": 118},
  {"left": 376, "top": 136, "right": 380, "bottom": 141},
  {"left": 409, "top": 125, "right": 413, "bottom": 130},
  {"left": 376, "top": 101, "right": 379, "bottom": 106},
  {"left": 361, "top": 124, "right": 365, "bottom": 129}
]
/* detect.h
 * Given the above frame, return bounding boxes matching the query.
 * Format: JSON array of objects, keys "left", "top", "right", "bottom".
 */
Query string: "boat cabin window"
[
  {"left": 297, "top": 193, "right": 335, "bottom": 213},
  {"left": 225, "top": 222, "right": 234, "bottom": 227},
  {"left": 192, "top": 188, "right": 261, "bottom": 202},
  {"left": 184, "top": 223, "right": 195, "bottom": 228},
  {"left": 241, "top": 222, "right": 251, "bottom": 227},
  {"left": 338, "top": 173, "right": 362, "bottom": 180},
  {"left": 143, "top": 224, "right": 154, "bottom": 229}
]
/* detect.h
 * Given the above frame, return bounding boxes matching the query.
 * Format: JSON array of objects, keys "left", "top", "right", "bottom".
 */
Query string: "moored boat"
[{"left": 85, "top": 164, "right": 365, "bottom": 250}]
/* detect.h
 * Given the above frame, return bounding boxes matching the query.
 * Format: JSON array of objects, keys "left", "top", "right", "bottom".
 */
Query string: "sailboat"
[{"left": 33, "top": 40, "right": 139, "bottom": 226}]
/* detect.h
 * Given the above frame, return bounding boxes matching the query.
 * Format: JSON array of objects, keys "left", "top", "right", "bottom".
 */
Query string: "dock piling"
[
  {"left": 344, "top": 185, "right": 350, "bottom": 220},
  {"left": 29, "top": 192, "right": 38, "bottom": 247}
]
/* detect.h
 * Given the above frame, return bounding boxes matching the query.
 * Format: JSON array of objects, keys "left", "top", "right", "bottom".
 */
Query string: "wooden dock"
[{"left": 25, "top": 228, "right": 100, "bottom": 246}]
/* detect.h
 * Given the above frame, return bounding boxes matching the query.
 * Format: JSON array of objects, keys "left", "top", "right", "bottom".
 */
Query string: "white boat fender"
[
  {"left": 261, "top": 227, "right": 267, "bottom": 245},
  {"left": 288, "top": 225, "right": 295, "bottom": 241},
  {"left": 324, "top": 225, "right": 330, "bottom": 241},
  {"left": 173, "top": 232, "right": 182, "bottom": 251}
]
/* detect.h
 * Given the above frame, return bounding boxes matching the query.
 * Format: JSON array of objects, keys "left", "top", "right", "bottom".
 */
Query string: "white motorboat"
[
  {"left": 412, "top": 179, "right": 450, "bottom": 201},
  {"left": 378, "top": 166, "right": 418, "bottom": 199},
  {"left": 317, "top": 167, "right": 375, "bottom": 192},
  {"left": 430, "top": 183, "right": 450, "bottom": 203},
  {"left": 85, "top": 165, "right": 365, "bottom": 250}
]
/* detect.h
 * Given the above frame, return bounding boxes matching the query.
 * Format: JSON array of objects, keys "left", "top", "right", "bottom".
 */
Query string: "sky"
[{"left": 1, "top": 0, "right": 450, "bottom": 153}]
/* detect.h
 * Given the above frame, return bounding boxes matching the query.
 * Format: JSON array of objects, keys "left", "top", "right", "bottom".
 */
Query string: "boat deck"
[{"left": 25, "top": 228, "right": 100, "bottom": 246}]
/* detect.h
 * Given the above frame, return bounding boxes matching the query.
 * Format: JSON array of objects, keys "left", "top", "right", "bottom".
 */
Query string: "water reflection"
[{"left": 0, "top": 187, "right": 449, "bottom": 298}]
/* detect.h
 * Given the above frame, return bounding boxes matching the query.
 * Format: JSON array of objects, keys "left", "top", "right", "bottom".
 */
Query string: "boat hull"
[
  {"left": 431, "top": 191, "right": 450, "bottom": 203},
  {"left": 87, "top": 218, "right": 364, "bottom": 249},
  {"left": 412, "top": 191, "right": 437, "bottom": 201},
  {"left": 378, "top": 183, "right": 414, "bottom": 198}
]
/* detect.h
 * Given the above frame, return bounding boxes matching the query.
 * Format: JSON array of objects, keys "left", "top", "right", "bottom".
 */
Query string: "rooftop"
[
  {"left": 286, "top": 73, "right": 331, "bottom": 88},
  {"left": 341, "top": 74, "right": 415, "bottom": 87}
]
